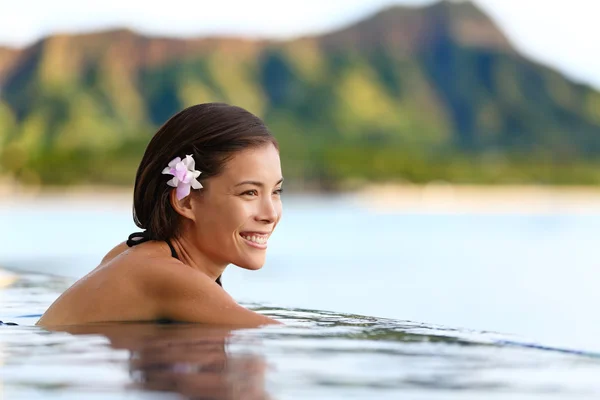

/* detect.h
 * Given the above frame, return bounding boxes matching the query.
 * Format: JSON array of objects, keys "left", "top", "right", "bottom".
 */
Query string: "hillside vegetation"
[{"left": 1, "top": 1, "right": 599, "bottom": 188}]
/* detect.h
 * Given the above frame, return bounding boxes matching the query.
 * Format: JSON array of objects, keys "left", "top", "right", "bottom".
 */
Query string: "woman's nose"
[{"left": 257, "top": 196, "right": 279, "bottom": 223}]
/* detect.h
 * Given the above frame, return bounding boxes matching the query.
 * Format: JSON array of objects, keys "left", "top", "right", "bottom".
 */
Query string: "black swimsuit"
[{"left": 127, "top": 232, "right": 222, "bottom": 287}]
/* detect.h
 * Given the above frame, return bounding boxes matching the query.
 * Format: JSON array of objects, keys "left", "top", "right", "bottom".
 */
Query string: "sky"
[{"left": 0, "top": 0, "right": 598, "bottom": 89}]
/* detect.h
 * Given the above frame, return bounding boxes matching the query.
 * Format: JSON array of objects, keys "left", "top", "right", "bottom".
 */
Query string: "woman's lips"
[{"left": 239, "top": 232, "right": 269, "bottom": 249}]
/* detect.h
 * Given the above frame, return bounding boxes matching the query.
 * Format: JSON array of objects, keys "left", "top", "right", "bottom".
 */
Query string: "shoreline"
[
  {"left": 0, "top": 184, "right": 134, "bottom": 207},
  {"left": 356, "top": 183, "right": 600, "bottom": 214},
  {"left": 3, "top": 182, "right": 600, "bottom": 213}
]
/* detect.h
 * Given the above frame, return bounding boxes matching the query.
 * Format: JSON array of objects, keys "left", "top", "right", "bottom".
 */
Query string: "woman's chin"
[{"left": 234, "top": 259, "right": 265, "bottom": 271}]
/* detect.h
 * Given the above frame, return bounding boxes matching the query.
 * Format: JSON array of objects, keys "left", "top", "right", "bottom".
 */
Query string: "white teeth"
[{"left": 241, "top": 234, "right": 267, "bottom": 245}]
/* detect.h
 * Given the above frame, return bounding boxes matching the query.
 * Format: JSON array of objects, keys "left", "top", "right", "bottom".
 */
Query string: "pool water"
[
  {"left": 2, "top": 271, "right": 600, "bottom": 400},
  {"left": 3, "top": 194, "right": 600, "bottom": 398}
]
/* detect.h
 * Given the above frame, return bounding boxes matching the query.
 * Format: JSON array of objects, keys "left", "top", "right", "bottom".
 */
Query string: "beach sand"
[
  {"left": 3, "top": 182, "right": 600, "bottom": 214},
  {"left": 0, "top": 269, "right": 17, "bottom": 288},
  {"left": 357, "top": 183, "right": 600, "bottom": 214}
]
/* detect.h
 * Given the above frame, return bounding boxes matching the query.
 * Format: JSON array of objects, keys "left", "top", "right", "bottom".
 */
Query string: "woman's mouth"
[{"left": 239, "top": 232, "right": 269, "bottom": 249}]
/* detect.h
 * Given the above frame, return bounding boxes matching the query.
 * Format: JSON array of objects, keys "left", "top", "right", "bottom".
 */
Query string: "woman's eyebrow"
[{"left": 234, "top": 178, "right": 284, "bottom": 188}]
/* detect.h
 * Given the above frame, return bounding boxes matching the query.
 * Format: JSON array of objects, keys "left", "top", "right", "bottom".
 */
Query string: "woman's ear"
[{"left": 169, "top": 190, "right": 196, "bottom": 222}]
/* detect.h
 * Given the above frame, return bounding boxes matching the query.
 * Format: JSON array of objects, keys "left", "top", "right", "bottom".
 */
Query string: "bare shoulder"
[
  {"left": 139, "top": 258, "right": 279, "bottom": 327},
  {"left": 100, "top": 241, "right": 130, "bottom": 264}
]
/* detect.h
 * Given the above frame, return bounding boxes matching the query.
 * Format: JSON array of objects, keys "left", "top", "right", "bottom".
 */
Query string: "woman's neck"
[{"left": 170, "top": 236, "right": 227, "bottom": 282}]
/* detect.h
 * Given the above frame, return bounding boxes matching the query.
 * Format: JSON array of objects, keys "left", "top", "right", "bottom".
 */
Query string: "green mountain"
[{"left": 1, "top": 0, "right": 600, "bottom": 187}]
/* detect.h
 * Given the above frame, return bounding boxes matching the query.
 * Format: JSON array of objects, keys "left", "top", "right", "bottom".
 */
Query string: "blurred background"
[
  {"left": 1, "top": 0, "right": 600, "bottom": 188},
  {"left": 1, "top": 0, "right": 600, "bottom": 350}
]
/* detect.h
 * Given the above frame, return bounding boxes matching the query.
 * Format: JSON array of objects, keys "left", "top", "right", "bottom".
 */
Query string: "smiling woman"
[{"left": 36, "top": 103, "right": 283, "bottom": 328}]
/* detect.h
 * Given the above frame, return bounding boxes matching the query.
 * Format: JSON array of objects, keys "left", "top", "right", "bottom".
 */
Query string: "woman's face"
[{"left": 191, "top": 143, "right": 283, "bottom": 270}]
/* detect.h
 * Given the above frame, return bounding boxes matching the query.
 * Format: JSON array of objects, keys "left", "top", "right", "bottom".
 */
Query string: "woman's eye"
[{"left": 242, "top": 188, "right": 282, "bottom": 196}]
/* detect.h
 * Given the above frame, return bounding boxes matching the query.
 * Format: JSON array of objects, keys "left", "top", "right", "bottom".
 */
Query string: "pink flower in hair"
[{"left": 162, "top": 154, "right": 203, "bottom": 200}]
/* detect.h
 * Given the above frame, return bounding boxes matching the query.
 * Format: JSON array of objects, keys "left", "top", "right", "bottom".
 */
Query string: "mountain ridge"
[
  {"left": 1, "top": 0, "right": 599, "bottom": 186},
  {"left": 318, "top": 0, "right": 515, "bottom": 55},
  {"left": 0, "top": 0, "right": 517, "bottom": 83}
]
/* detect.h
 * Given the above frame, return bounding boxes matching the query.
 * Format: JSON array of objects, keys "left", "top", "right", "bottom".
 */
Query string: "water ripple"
[{"left": 1, "top": 272, "right": 600, "bottom": 399}]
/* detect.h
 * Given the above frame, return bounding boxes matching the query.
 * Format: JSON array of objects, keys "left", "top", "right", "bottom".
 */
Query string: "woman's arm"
[{"left": 143, "top": 260, "right": 281, "bottom": 327}]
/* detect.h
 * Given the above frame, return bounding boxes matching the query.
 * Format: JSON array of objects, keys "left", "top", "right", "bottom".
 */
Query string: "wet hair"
[{"left": 133, "top": 103, "right": 278, "bottom": 241}]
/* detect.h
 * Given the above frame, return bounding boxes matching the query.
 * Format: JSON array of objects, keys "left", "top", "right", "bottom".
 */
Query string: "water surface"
[
  {"left": 2, "top": 272, "right": 600, "bottom": 399},
  {"left": 1, "top": 194, "right": 600, "bottom": 398}
]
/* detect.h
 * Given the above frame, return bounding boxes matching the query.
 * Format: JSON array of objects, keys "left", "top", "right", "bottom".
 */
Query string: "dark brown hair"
[{"left": 133, "top": 103, "right": 278, "bottom": 240}]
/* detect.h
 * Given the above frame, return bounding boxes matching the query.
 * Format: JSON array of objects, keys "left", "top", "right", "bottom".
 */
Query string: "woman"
[{"left": 37, "top": 103, "right": 283, "bottom": 327}]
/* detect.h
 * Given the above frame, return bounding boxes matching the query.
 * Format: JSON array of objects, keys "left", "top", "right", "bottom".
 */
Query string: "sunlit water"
[
  {"left": 2, "top": 194, "right": 600, "bottom": 398},
  {"left": 3, "top": 273, "right": 600, "bottom": 400}
]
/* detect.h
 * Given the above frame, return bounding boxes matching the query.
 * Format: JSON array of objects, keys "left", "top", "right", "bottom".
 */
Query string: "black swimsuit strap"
[
  {"left": 127, "top": 232, "right": 178, "bottom": 259},
  {"left": 127, "top": 231, "right": 222, "bottom": 287},
  {"left": 126, "top": 231, "right": 151, "bottom": 246}
]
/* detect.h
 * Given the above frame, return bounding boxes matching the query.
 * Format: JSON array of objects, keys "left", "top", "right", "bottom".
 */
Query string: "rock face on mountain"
[
  {"left": 319, "top": 1, "right": 514, "bottom": 53},
  {"left": 1, "top": 0, "right": 599, "bottom": 186}
]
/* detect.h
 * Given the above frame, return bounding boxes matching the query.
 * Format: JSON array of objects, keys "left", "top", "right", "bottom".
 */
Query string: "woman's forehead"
[{"left": 220, "top": 145, "right": 282, "bottom": 182}]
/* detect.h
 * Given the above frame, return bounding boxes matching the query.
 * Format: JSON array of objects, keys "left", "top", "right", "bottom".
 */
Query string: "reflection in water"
[
  {"left": 3, "top": 270, "right": 600, "bottom": 399},
  {"left": 58, "top": 323, "right": 270, "bottom": 400}
]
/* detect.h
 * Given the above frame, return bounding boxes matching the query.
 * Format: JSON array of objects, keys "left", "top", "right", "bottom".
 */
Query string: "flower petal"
[
  {"left": 162, "top": 167, "right": 172, "bottom": 175},
  {"left": 167, "top": 177, "right": 179, "bottom": 187},
  {"left": 191, "top": 178, "right": 202, "bottom": 189},
  {"left": 168, "top": 157, "right": 181, "bottom": 168},
  {"left": 193, "top": 170, "right": 201, "bottom": 178},
  {"left": 181, "top": 170, "right": 193, "bottom": 184},
  {"left": 176, "top": 184, "right": 191, "bottom": 200},
  {"left": 185, "top": 154, "right": 195, "bottom": 171},
  {"left": 175, "top": 162, "right": 187, "bottom": 181}
]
